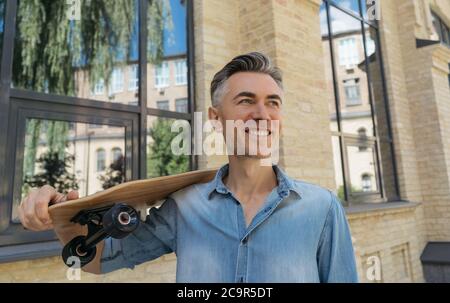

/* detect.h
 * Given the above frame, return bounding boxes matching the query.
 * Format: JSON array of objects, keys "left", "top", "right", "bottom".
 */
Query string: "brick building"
[{"left": 0, "top": 0, "right": 449, "bottom": 282}]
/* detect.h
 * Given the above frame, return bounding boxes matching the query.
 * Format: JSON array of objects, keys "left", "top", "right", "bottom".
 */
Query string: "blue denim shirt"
[{"left": 101, "top": 164, "right": 358, "bottom": 283}]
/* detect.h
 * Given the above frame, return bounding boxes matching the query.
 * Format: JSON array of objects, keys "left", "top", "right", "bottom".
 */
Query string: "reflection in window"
[
  {"left": 12, "top": 119, "right": 126, "bottom": 222},
  {"left": 175, "top": 98, "right": 188, "bottom": 113},
  {"left": 129, "top": 64, "right": 139, "bottom": 91},
  {"left": 96, "top": 148, "right": 106, "bottom": 172},
  {"left": 344, "top": 78, "right": 361, "bottom": 106},
  {"left": 155, "top": 62, "right": 169, "bottom": 88},
  {"left": 93, "top": 79, "right": 104, "bottom": 95},
  {"left": 321, "top": 1, "right": 398, "bottom": 203},
  {"left": 11, "top": 0, "right": 167, "bottom": 105},
  {"left": 347, "top": 145, "right": 378, "bottom": 193},
  {"left": 112, "top": 147, "right": 123, "bottom": 162},
  {"left": 339, "top": 38, "right": 359, "bottom": 67},
  {"left": 146, "top": 116, "right": 190, "bottom": 178},
  {"left": 0, "top": 0, "right": 5, "bottom": 69},
  {"left": 175, "top": 59, "right": 187, "bottom": 85},
  {"left": 361, "top": 173, "right": 372, "bottom": 192},
  {"left": 431, "top": 11, "right": 450, "bottom": 46},
  {"left": 111, "top": 68, "right": 124, "bottom": 94},
  {"left": 157, "top": 100, "right": 170, "bottom": 111}
]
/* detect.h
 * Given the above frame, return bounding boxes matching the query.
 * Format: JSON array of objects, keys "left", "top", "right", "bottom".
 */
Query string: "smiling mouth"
[{"left": 245, "top": 128, "right": 271, "bottom": 136}]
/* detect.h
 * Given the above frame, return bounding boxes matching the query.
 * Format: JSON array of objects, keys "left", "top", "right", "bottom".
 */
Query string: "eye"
[
  {"left": 268, "top": 100, "right": 281, "bottom": 107},
  {"left": 238, "top": 98, "right": 253, "bottom": 104}
]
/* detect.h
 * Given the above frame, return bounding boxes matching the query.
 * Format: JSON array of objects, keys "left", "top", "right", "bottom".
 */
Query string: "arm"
[
  {"left": 99, "top": 197, "right": 178, "bottom": 274},
  {"left": 316, "top": 191, "right": 358, "bottom": 283},
  {"left": 18, "top": 185, "right": 177, "bottom": 275}
]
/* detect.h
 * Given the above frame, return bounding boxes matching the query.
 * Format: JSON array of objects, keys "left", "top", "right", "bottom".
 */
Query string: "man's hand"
[{"left": 18, "top": 185, "right": 79, "bottom": 231}]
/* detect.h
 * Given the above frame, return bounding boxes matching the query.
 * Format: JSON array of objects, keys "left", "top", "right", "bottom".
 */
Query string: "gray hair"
[{"left": 210, "top": 52, "right": 283, "bottom": 107}]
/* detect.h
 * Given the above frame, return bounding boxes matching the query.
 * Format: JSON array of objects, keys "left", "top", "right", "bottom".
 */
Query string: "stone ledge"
[{"left": 346, "top": 201, "right": 421, "bottom": 219}]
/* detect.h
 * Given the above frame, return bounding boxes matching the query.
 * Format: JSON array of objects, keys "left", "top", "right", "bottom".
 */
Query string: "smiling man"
[{"left": 19, "top": 52, "right": 358, "bottom": 283}]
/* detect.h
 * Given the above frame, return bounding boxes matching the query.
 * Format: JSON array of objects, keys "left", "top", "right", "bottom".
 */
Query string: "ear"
[{"left": 208, "top": 106, "right": 220, "bottom": 121}]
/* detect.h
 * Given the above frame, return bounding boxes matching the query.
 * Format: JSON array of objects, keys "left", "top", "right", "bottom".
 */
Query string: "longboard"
[{"left": 48, "top": 168, "right": 218, "bottom": 267}]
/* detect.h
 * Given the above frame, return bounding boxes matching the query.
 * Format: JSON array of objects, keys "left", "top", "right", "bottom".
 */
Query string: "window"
[
  {"left": 111, "top": 68, "right": 124, "bottom": 93},
  {"left": 93, "top": 79, "right": 104, "bottom": 95},
  {"left": 321, "top": 0, "right": 399, "bottom": 204},
  {"left": 96, "top": 148, "right": 106, "bottom": 172},
  {"left": 111, "top": 147, "right": 123, "bottom": 162},
  {"left": 175, "top": 98, "right": 188, "bottom": 113},
  {"left": 128, "top": 64, "right": 139, "bottom": 91},
  {"left": 157, "top": 100, "right": 170, "bottom": 111},
  {"left": 339, "top": 38, "right": 359, "bottom": 67},
  {"left": 344, "top": 79, "right": 361, "bottom": 106},
  {"left": 175, "top": 59, "right": 188, "bottom": 85},
  {"left": 0, "top": 0, "right": 194, "bottom": 261},
  {"left": 361, "top": 173, "right": 372, "bottom": 192},
  {"left": 11, "top": 0, "right": 139, "bottom": 105},
  {"left": 431, "top": 11, "right": 450, "bottom": 46},
  {"left": 155, "top": 62, "right": 169, "bottom": 88}
]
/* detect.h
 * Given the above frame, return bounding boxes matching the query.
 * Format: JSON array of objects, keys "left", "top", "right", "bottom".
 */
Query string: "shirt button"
[{"left": 242, "top": 237, "right": 248, "bottom": 244}]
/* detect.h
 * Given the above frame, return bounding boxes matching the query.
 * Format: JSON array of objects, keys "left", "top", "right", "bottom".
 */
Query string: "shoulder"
[
  {"left": 168, "top": 180, "right": 211, "bottom": 204},
  {"left": 290, "top": 179, "right": 342, "bottom": 216}
]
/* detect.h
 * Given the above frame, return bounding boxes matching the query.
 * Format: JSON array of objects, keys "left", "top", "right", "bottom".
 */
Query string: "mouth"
[{"left": 245, "top": 128, "right": 271, "bottom": 137}]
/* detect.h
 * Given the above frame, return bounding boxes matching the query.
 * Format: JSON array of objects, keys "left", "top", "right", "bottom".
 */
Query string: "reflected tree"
[
  {"left": 147, "top": 119, "right": 189, "bottom": 178},
  {"left": 13, "top": 0, "right": 173, "bottom": 95},
  {"left": 23, "top": 151, "right": 78, "bottom": 194},
  {"left": 99, "top": 155, "right": 125, "bottom": 189}
]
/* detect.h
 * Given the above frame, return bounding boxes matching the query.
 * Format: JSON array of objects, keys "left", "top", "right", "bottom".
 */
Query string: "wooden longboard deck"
[{"left": 49, "top": 169, "right": 218, "bottom": 234}]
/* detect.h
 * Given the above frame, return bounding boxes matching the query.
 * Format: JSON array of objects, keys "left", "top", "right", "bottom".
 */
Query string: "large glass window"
[
  {"left": 0, "top": 0, "right": 194, "bottom": 257},
  {"left": 12, "top": 0, "right": 140, "bottom": 105},
  {"left": 431, "top": 10, "right": 450, "bottom": 46},
  {"left": 11, "top": 118, "right": 126, "bottom": 223},
  {"left": 154, "top": 61, "right": 170, "bottom": 88},
  {"left": 0, "top": 0, "right": 5, "bottom": 70},
  {"left": 321, "top": 0, "right": 398, "bottom": 204}
]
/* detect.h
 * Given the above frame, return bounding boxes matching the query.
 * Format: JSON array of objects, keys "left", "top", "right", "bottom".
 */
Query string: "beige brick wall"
[
  {"left": 349, "top": 204, "right": 426, "bottom": 283},
  {"left": 0, "top": 253, "right": 176, "bottom": 282}
]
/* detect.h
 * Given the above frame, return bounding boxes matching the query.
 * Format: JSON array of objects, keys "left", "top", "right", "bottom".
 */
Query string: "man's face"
[{"left": 209, "top": 72, "right": 283, "bottom": 159}]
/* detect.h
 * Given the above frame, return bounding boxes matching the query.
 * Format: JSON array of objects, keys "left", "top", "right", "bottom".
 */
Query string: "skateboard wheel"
[
  {"left": 62, "top": 235, "right": 97, "bottom": 268},
  {"left": 103, "top": 203, "right": 139, "bottom": 239}
]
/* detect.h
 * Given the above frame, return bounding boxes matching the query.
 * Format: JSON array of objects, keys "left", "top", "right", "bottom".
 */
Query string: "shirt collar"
[{"left": 206, "top": 163, "right": 302, "bottom": 200}]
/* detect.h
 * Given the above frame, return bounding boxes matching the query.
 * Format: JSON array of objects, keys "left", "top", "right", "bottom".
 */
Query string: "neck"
[{"left": 223, "top": 157, "right": 277, "bottom": 201}]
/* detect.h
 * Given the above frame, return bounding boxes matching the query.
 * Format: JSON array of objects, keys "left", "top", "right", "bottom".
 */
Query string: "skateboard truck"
[{"left": 62, "top": 203, "right": 140, "bottom": 267}]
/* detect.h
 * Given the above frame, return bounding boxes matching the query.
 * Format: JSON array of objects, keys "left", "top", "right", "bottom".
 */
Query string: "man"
[{"left": 19, "top": 52, "right": 358, "bottom": 283}]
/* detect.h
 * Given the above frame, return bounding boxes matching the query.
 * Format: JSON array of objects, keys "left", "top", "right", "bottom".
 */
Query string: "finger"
[
  {"left": 18, "top": 197, "right": 29, "bottom": 229},
  {"left": 65, "top": 190, "right": 79, "bottom": 201},
  {"left": 30, "top": 185, "right": 57, "bottom": 225},
  {"left": 33, "top": 186, "right": 57, "bottom": 225}
]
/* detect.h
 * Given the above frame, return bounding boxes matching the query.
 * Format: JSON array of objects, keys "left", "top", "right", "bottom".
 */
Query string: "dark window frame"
[
  {"left": 323, "top": 0, "right": 400, "bottom": 205},
  {"left": 431, "top": 10, "right": 450, "bottom": 46},
  {"left": 0, "top": 0, "right": 197, "bottom": 262}
]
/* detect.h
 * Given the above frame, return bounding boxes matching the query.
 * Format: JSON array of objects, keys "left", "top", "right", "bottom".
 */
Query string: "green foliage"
[
  {"left": 147, "top": 118, "right": 189, "bottom": 178},
  {"left": 23, "top": 151, "right": 78, "bottom": 194},
  {"left": 98, "top": 155, "right": 125, "bottom": 189},
  {"left": 13, "top": 0, "right": 172, "bottom": 95}
]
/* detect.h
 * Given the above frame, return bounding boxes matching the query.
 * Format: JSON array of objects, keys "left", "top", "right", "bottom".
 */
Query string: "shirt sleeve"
[
  {"left": 317, "top": 191, "right": 359, "bottom": 283},
  {"left": 100, "top": 197, "right": 177, "bottom": 274}
]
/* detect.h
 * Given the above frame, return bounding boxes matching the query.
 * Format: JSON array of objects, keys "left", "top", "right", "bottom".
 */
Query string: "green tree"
[
  {"left": 98, "top": 155, "right": 125, "bottom": 189},
  {"left": 23, "top": 151, "right": 78, "bottom": 194},
  {"left": 13, "top": 0, "right": 173, "bottom": 95},
  {"left": 147, "top": 118, "right": 189, "bottom": 178}
]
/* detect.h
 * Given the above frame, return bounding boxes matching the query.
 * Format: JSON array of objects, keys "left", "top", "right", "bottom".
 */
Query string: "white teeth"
[{"left": 248, "top": 130, "right": 269, "bottom": 136}]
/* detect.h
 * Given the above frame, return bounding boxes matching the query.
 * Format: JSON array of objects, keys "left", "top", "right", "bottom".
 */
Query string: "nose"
[{"left": 250, "top": 101, "right": 271, "bottom": 121}]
